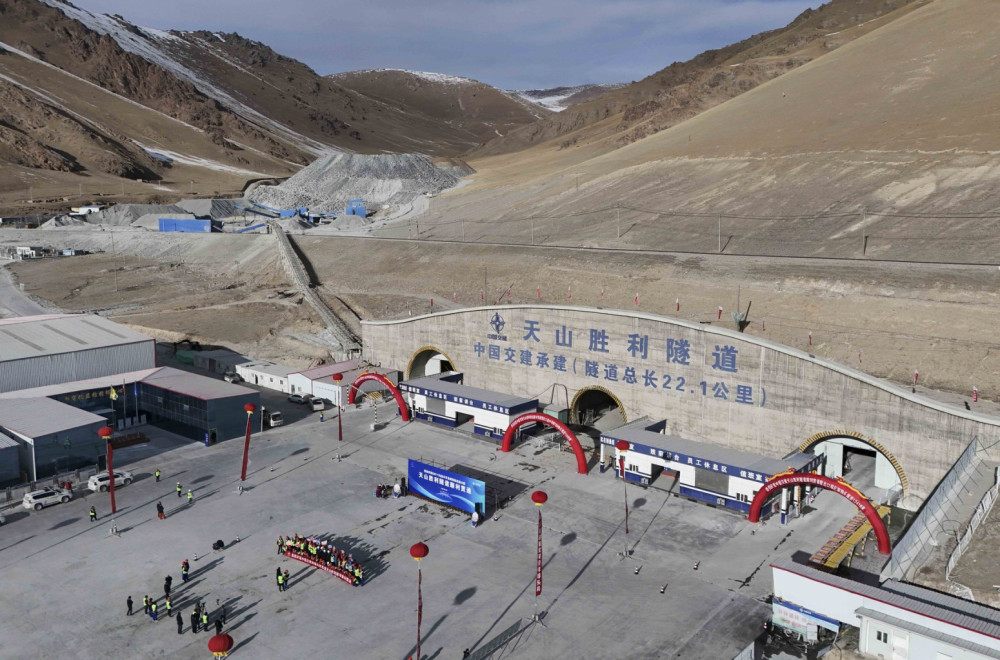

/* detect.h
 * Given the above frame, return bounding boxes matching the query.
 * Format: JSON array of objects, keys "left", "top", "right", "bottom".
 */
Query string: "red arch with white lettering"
[
  {"left": 347, "top": 373, "right": 410, "bottom": 422},
  {"left": 500, "top": 412, "right": 587, "bottom": 475},
  {"left": 747, "top": 473, "right": 890, "bottom": 554}
]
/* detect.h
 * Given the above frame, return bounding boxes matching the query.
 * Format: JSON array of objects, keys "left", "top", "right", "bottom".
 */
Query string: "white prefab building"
[
  {"left": 772, "top": 557, "right": 1000, "bottom": 659},
  {"left": 0, "top": 314, "right": 155, "bottom": 393},
  {"left": 312, "top": 367, "right": 400, "bottom": 408},
  {"left": 235, "top": 361, "right": 294, "bottom": 394},
  {"left": 400, "top": 373, "right": 538, "bottom": 441},
  {"left": 602, "top": 419, "right": 821, "bottom": 517},
  {"left": 287, "top": 359, "right": 361, "bottom": 396}
]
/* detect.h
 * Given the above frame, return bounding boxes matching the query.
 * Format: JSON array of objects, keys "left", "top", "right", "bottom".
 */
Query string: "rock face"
[{"left": 249, "top": 154, "right": 475, "bottom": 212}]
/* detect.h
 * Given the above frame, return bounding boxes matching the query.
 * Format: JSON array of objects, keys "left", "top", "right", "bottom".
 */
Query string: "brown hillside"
[
  {"left": 477, "top": 0, "right": 925, "bottom": 156},
  {"left": 330, "top": 69, "right": 547, "bottom": 147}
]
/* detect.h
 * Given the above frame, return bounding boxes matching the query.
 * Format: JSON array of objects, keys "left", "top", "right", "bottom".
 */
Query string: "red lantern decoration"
[
  {"left": 243, "top": 403, "right": 256, "bottom": 415},
  {"left": 615, "top": 440, "right": 629, "bottom": 452},
  {"left": 239, "top": 403, "right": 256, "bottom": 481},
  {"left": 615, "top": 440, "right": 630, "bottom": 538},
  {"left": 531, "top": 490, "right": 548, "bottom": 506},
  {"left": 409, "top": 542, "right": 429, "bottom": 561},
  {"left": 208, "top": 633, "right": 234, "bottom": 655},
  {"left": 98, "top": 426, "right": 113, "bottom": 439},
  {"left": 332, "top": 373, "right": 343, "bottom": 382}
]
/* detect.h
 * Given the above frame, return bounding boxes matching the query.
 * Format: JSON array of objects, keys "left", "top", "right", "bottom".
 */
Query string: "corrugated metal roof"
[
  {"left": 290, "top": 359, "right": 361, "bottom": 381},
  {"left": 0, "top": 368, "right": 162, "bottom": 399},
  {"left": 141, "top": 367, "right": 255, "bottom": 400},
  {"left": 401, "top": 375, "right": 536, "bottom": 408},
  {"left": 0, "top": 429, "right": 19, "bottom": 449},
  {"left": 604, "top": 419, "right": 814, "bottom": 474},
  {"left": 856, "top": 608, "right": 1000, "bottom": 659},
  {"left": 0, "top": 397, "right": 106, "bottom": 438},
  {"left": 772, "top": 557, "right": 1000, "bottom": 641},
  {"left": 0, "top": 314, "right": 150, "bottom": 360}
]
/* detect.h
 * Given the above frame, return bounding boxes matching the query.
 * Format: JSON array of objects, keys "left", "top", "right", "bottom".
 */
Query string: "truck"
[{"left": 262, "top": 408, "right": 283, "bottom": 428}]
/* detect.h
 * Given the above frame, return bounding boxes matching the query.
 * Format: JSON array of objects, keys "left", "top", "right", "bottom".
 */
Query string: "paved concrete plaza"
[{"left": 0, "top": 397, "right": 866, "bottom": 659}]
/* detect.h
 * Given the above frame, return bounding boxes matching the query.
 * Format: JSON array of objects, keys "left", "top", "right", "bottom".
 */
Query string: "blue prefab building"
[
  {"left": 400, "top": 373, "right": 539, "bottom": 441},
  {"left": 344, "top": 199, "right": 366, "bottom": 217},
  {"left": 601, "top": 419, "right": 823, "bottom": 516}
]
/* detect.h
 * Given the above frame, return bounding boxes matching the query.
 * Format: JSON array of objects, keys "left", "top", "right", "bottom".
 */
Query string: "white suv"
[
  {"left": 23, "top": 488, "right": 73, "bottom": 511},
  {"left": 88, "top": 470, "right": 134, "bottom": 492}
]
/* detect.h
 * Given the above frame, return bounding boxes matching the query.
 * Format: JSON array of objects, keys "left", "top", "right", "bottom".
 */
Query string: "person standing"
[
  {"left": 126, "top": 595, "right": 133, "bottom": 616},
  {"left": 176, "top": 612, "right": 183, "bottom": 634},
  {"left": 277, "top": 536, "right": 284, "bottom": 555},
  {"left": 156, "top": 501, "right": 165, "bottom": 520},
  {"left": 176, "top": 482, "right": 182, "bottom": 498},
  {"left": 165, "top": 597, "right": 172, "bottom": 617},
  {"left": 190, "top": 609, "right": 199, "bottom": 633},
  {"left": 89, "top": 506, "right": 97, "bottom": 522},
  {"left": 164, "top": 580, "right": 171, "bottom": 600},
  {"left": 214, "top": 618, "right": 223, "bottom": 635},
  {"left": 187, "top": 489, "right": 194, "bottom": 505},
  {"left": 283, "top": 569, "right": 290, "bottom": 589},
  {"left": 201, "top": 609, "right": 209, "bottom": 633},
  {"left": 277, "top": 571, "right": 285, "bottom": 592},
  {"left": 150, "top": 601, "right": 158, "bottom": 622},
  {"left": 155, "top": 468, "right": 161, "bottom": 482},
  {"left": 143, "top": 595, "right": 150, "bottom": 615}
]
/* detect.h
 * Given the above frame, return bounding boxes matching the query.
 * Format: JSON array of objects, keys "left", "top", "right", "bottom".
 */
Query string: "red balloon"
[
  {"left": 409, "top": 542, "right": 429, "bottom": 560},
  {"left": 208, "top": 633, "right": 234, "bottom": 653},
  {"left": 615, "top": 440, "right": 630, "bottom": 451},
  {"left": 243, "top": 403, "right": 257, "bottom": 414},
  {"left": 531, "top": 491, "right": 548, "bottom": 505}
]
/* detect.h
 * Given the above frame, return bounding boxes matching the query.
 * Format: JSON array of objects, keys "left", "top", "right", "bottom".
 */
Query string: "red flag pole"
[
  {"left": 530, "top": 490, "right": 547, "bottom": 625},
  {"left": 417, "top": 566, "right": 423, "bottom": 659},
  {"left": 615, "top": 440, "right": 630, "bottom": 558},
  {"left": 240, "top": 404, "right": 256, "bottom": 481}
]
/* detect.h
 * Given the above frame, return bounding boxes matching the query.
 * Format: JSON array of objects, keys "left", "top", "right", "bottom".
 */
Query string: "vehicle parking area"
[{"left": 0, "top": 405, "right": 862, "bottom": 659}]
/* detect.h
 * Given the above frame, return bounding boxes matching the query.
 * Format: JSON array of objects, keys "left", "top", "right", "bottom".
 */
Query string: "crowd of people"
[{"left": 278, "top": 534, "right": 365, "bottom": 586}]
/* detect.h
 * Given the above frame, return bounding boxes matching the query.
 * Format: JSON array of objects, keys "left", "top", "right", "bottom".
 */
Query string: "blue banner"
[{"left": 408, "top": 459, "right": 486, "bottom": 515}]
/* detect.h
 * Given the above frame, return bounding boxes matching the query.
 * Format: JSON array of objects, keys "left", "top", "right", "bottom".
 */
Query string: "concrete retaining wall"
[{"left": 362, "top": 305, "right": 1000, "bottom": 505}]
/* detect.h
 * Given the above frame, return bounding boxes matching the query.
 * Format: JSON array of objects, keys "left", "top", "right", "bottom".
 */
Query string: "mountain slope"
[
  {"left": 329, "top": 69, "right": 547, "bottom": 144},
  {"left": 405, "top": 0, "right": 1000, "bottom": 263},
  {"left": 512, "top": 83, "right": 627, "bottom": 112},
  {"left": 476, "top": 0, "right": 925, "bottom": 156}
]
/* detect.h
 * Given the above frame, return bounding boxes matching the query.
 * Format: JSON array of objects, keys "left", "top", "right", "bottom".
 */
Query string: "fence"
[
  {"left": 379, "top": 205, "right": 1000, "bottom": 266},
  {"left": 881, "top": 437, "right": 988, "bottom": 582},
  {"left": 269, "top": 220, "right": 359, "bottom": 355},
  {"left": 946, "top": 466, "right": 1000, "bottom": 580}
]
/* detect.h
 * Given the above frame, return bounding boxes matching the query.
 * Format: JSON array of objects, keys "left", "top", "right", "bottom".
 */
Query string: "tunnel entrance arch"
[
  {"left": 406, "top": 346, "right": 456, "bottom": 380},
  {"left": 798, "top": 430, "right": 907, "bottom": 500},
  {"left": 570, "top": 386, "right": 626, "bottom": 431}
]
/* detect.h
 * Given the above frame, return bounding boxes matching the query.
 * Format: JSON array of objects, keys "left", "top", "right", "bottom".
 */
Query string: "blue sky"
[{"left": 72, "top": 0, "right": 820, "bottom": 89}]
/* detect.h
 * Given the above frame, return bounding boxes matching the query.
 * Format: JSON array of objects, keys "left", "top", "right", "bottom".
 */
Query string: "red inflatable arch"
[
  {"left": 347, "top": 373, "right": 410, "bottom": 422},
  {"left": 747, "top": 472, "right": 891, "bottom": 554},
  {"left": 500, "top": 412, "right": 587, "bottom": 475}
]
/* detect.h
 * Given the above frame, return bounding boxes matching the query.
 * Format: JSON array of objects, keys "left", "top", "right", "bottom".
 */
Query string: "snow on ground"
[
  {"left": 38, "top": 0, "right": 332, "bottom": 156},
  {"left": 511, "top": 83, "right": 625, "bottom": 112},
  {"left": 330, "top": 69, "right": 475, "bottom": 85},
  {"left": 133, "top": 144, "right": 270, "bottom": 177}
]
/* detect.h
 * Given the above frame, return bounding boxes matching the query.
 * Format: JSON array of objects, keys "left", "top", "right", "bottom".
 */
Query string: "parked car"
[
  {"left": 263, "top": 409, "right": 283, "bottom": 427},
  {"left": 287, "top": 393, "right": 307, "bottom": 404},
  {"left": 88, "top": 470, "right": 134, "bottom": 493},
  {"left": 23, "top": 488, "right": 72, "bottom": 511},
  {"left": 310, "top": 398, "right": 325, "bottom": 411},
  {"left": 223, "top": 372, "right": 242, "bottom": 383}
]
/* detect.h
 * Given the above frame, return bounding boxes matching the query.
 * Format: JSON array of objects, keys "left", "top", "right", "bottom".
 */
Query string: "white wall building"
[
  {"left": 772, "top": 557, "right": 1000, "bottom": 659},
  {"left": 400, "top": 373, "right": 538, "bottom": 441},
  {"left": 0, "top": 314, "right": 155, "bottom": 393},
  {"left": 288, "top": 359, "right": 360, "bottom": 396},
  {"left": 235, "top": 360, "right": 294, "bottom": 394}
]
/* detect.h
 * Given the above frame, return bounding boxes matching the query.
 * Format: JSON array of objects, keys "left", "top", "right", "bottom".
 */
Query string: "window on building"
[{"left": 876, "top": 631, "right": 887, "bottom": 643}]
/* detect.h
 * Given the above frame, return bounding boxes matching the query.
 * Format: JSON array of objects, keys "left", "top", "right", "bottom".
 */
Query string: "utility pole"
[
  {"left": 717, "top": 214, "right": 722, "bottom": 253},
  {"left": 861, "top": 208, "right": 867, "bottom": 257},
  {"left": 110, "top": 230, "right": 119, "bottom": 293}
]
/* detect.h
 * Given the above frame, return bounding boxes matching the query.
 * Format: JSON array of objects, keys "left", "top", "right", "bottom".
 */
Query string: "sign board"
[
  {"left": 408, "top": 459, "right": 486, "bottom": 515},
  {"left": 772, "top": 599, "right": 839, "bottom": 639}
]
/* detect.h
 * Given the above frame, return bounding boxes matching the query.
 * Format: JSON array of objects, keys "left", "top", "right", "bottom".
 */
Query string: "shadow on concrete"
[
  {"left": 469, "top": 554, "right": 558, "bottom": 653},
  {"left": 560, "top": 531, "right": 576, "bottom": 546},
  {"left": 403, "top": 613, "right": 448, "bottom": 660},
  {"left": 229, "top": 629, "right": 259, "bottom": 652},
  {"left": 453, "top": 586, "right": 477, "bottom": 605},
  {"left": 192, "top": 474, "right": 214, "bottom": 484},
  {"left": 449, "top": 463, "right": 529, "bottom": 519},
  {"left": 291, "top": 447, "right": 310, "bottom": 456},
  {"left": 192, "top": 556, "right": 224, "bottom": 578},
  {"left": 49, "top": 516, "right": 80, "bottom": 529}
]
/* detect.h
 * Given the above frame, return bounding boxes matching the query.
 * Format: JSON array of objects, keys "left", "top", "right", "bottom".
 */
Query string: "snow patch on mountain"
[{"left": 511, "top": 83, "right": 625, "bottom": 112}]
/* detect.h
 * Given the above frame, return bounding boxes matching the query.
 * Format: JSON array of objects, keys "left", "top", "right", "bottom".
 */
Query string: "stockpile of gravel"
[
  {"left": 174, "top": 198, "right": 247, "bottom": 220},
  {"left": 87, "top": 204, "right": 189, "bottom": 226},
  {"left": 249, "top": 154, "right": 473, "bottom": 214}
]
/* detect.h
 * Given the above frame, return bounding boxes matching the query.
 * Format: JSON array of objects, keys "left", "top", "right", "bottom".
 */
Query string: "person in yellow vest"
[
  {"left": 150, "top": 600, "right": 158, "bottom": 621},
  {"left": 201, "top": 609, "right": 209, "bottom": 632},
  {"left": 187, "top": 489, "right": 194, "bottom": 505},
  {"left": 155, "top": 468, "right": 161, "bottom": 482},
  {"left": 277, "top": 571, "right": 285, "bottom": 592}
]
